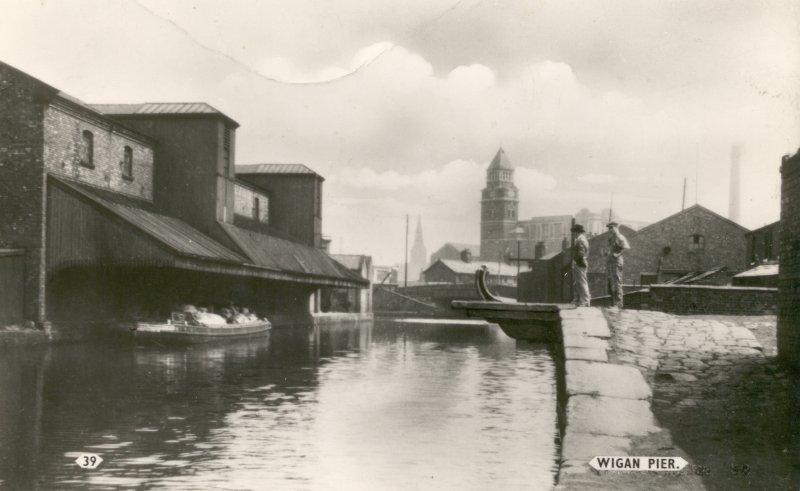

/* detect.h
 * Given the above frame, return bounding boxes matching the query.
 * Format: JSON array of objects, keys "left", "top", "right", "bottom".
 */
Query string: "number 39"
[{"left": 75, "top": 453, "right": 103, "bottom": 469}]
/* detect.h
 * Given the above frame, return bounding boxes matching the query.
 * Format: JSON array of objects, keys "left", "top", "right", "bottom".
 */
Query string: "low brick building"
[
  {"left": 423, "top": 258, "right": 528, "bottom": 287},
  {"left": 746, "top": 220, "right": 780, "bottom": 265},
  {"left": 327, "top": 254, "right": 373, "bottom": 313},
  {"left": 0, "top": 60, "right": 366, "bottom": 328},
  {"left": 519, "top": 205, "right": 750, "bottom": 303},
  {"left": 779, "top": 150, "right": 800, "bottom": 369},
  {"left": 623, "top": 204, "right": 749, "bottom": 287}
]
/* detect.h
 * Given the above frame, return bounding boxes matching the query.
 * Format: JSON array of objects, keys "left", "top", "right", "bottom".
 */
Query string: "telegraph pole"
[
  {"left": 682, "top": 177, "right": 687, "bottom": 211},
  {"left": 404, "top": 214, "right": 409, "bottom": 288}
]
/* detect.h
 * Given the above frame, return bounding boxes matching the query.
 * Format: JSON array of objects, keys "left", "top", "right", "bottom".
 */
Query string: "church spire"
[{"left": 409, "top": 215, "right": 427, "bottom": 282}]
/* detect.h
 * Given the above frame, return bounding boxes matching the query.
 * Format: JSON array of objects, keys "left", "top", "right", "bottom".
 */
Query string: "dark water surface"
[{"left": 0, "top": 320, "right": 559, "bottom": 490}]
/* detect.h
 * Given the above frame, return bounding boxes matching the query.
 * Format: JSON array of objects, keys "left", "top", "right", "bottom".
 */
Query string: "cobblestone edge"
[{"left": 554, "top": 307, "right": 705, "bottom": 490}]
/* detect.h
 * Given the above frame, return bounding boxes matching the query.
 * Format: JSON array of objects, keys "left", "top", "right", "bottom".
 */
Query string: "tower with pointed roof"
[
  {"left": 480, "top": 148, "right": 519, "bottom": 262},
  {"left": 409, "top": 215, "right": 427, "bottom": 282}
]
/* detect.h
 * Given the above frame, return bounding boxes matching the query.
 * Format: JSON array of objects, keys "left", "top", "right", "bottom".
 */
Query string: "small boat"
[
  {"left": 129, "top": 312, "right": 271, "bottom": 345},
  {"left": 475, "top": 267, "right": 515, "bottom": 303},
  {"left": 448, "top": 267, "right": 567, "bottom": 342}
]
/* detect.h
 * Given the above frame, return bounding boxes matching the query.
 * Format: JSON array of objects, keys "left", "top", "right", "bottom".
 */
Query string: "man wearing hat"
[
  {"left": 571, "top": 224, "right": 591, "bottom": 306},
  {"left": 606, "top": 222, "right": 630, "bottom": 308}
]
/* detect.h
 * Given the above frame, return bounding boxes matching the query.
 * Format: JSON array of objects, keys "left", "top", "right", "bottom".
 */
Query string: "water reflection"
[{"left": 0, "top": 321, "right": 558, "bottom": 490}]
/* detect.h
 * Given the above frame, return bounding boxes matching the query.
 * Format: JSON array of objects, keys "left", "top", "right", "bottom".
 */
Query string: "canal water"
[{"left": 0, "top": 320, "right": 559, "bottom": 490}]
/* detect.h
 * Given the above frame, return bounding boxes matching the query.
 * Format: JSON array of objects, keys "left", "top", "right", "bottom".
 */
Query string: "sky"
[{"left": 1, "top": 0, "right": 798, "bottom": 264}]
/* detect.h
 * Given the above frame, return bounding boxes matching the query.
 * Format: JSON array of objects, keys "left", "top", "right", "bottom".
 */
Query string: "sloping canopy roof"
[
  {"left": 52, "top": 177, "right": 365, "bottom": 287},
  {"left": 55, "top": 177, "right": 246, "bottom": 264},
  {"left": 220, "top": 224, "right": 366, "bottom": 285},
  {"left": 331, "top": 254, "right": 369, "bottom": 272},
  {"left": 427, "top": 259, "right": 529, "bottom": 277},
  {"left": 488, "top": 147, "right": 513, "bottom": 170},
  {"left": 91, "top": 102, "right": 239, "bottom": 128},
  {"left": 236, "top": 163, "right": 320, "bottom": 176}
]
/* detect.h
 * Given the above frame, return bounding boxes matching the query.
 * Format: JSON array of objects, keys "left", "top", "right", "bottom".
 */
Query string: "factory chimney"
[{"left": 728, "top": 145, "right": 741, "bottom": 224}]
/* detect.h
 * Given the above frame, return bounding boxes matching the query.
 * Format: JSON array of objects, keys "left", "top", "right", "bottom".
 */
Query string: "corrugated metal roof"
[
  {"left": 236, "top": 163, "right": 319, "bottom": 176},
  {"left": 430, "top": 259, "right": 529, "bottom": 277},
  {"left": 91, "top": 102, "right": 239, "bottom": 127},
  {"left": 331, "top": 254, "right": 367, "bottom": 272},
  {"left": 51, "top": 177, "right": 364, "bottom": 286},
  {"left": 54, "top": 178, "right": 246, "bottom": 263},
  {"left": 221, "top": 223, "right": 366, "bottom": 284}
]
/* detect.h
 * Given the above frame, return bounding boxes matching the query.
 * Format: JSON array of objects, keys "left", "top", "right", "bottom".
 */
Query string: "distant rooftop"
[
  {"left": 433, "top": 259, "right": 529, "bottom": 277},
  {"left": 236, "top": 163, "right": 320, "bottom": 177},
  {"left": 91, "top": 102, "right": 239, "bottom": 128}
]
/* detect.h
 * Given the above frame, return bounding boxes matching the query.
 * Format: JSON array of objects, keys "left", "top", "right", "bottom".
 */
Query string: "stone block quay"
[
  {"left": 556, "top": 307, "right": 704, "bottom": 490},
  {"left": 557, "top": 307, "right": 797, "bottom": 490}
]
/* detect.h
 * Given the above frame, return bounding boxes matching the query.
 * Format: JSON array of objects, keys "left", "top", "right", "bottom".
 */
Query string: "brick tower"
[{"left": 480, "top": 148, "right": 519, "bottom": 261}]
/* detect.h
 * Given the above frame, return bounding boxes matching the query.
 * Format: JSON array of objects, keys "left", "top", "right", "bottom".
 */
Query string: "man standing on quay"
[
  {"left": 606, "top": 222, "right": 630, "bottom": 309},
  {"left": 571, "top": 224, "right": 591, "bottom": 306}
]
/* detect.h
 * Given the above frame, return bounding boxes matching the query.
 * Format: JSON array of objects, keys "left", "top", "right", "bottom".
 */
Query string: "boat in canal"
[{"left": 129, "top": 312, "right": 271, "bottom": 345}]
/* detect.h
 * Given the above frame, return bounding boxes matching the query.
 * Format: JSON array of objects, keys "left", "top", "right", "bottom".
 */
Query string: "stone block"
[
  {"left": 561, "top": 432, "right": 630, "bottom": 462},
  {"left": 566, "top": 395, "right": 659, "bottom": 437},
  {"left": 564, "top": 346, "right": 609, "bottom": 362},
  {"left": 563, "top": 334, "right": 608, "bottom": 350},
  {"left": 562, "top": 318, "right": 611, "bottom": 339},
  {"left": 566, "top": 360, "right": 652, "bottom": 400}
]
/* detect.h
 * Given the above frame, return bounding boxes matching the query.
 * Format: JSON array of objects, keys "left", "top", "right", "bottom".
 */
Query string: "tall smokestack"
[{"left": 729, "top": 145, "right": 741, "bottom": 223}]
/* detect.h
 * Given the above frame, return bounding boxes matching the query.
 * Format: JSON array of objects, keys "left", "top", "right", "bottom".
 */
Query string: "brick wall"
[
  {"left": 644, "top": 284, "right": 777, "bottom": 315},
  {"left": 746, "top": 221, "right": 780, "bottom": 264},
  {"left": 233, "top": 182, "right": 269, "bottom": 229},
  {"left": 624, "top": 205, "right": 748, "bottom": 285},
  {"left": 0, "top": 63, "right": 47, "bottom": 322},
  {"left": 779, "top": 151, "right": 800, "bottom": 369},
  {"left": 43, "top": 104, "right": 153, "bottom": 200},
  {"left": 235, "top": 173, "right": 321, "bottom": 247}
]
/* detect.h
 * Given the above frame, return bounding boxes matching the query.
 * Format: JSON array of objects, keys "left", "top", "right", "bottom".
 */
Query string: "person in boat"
[
  {"left": 571, "top": 223, "right": 591, "bottom": 307},
  {"left": 606, "top": 221, "right": 631, "bottom": 309}
]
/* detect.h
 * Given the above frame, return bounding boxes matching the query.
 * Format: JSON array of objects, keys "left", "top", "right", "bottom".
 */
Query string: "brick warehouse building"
[
  {"left": 779, "top": 150, "right": 800, "bottom": 369},
  {"left": 519, "top": 205, "right": 749, "bottom": 303},
  {"left": 0, "top": 60, "right": 366, "bottom": 328}
]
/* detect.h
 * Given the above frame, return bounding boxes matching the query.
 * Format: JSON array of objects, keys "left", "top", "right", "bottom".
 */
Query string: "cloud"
[
  {"left": 517, "top": 167, "right": 558, "bottom": 191},
  {"left": 445, "top": 64, "right": 496, "bottom": 93},
  {"left": 324, "top": 158, "right": 558, "bottom": 261},
  {"left": 2, "top": 1, "right": 796, "bottom": 262},
  {"left": 577, "top": 173, "right": 619, "bottom": 184},
  {"left": 256, "top": 42, "right": 396, "bottom": 84}
]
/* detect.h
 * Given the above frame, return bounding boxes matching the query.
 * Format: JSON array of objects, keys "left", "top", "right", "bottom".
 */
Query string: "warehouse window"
[
  {"left": 252, "top": 196, "right": 269, "bottom": 223},
  {"left": 691, "top": 234, "right": 705, "bottom": 250},
  {"left": 222, "top": 127, "right": 232, "bottom": 177},
  {"left": 122, "top": 146, "right": 133, "bottom": 180},
  {"left": 764, "top": 232, "right": 774, "bottom": 260},
  {"left": 80, "top": 130, "right": 94, "bottom": 168}
]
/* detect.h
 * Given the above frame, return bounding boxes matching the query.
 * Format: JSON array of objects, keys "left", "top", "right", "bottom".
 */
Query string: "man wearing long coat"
[{"left": 606, "top": 222, "right": 630, "bottom": 308}]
